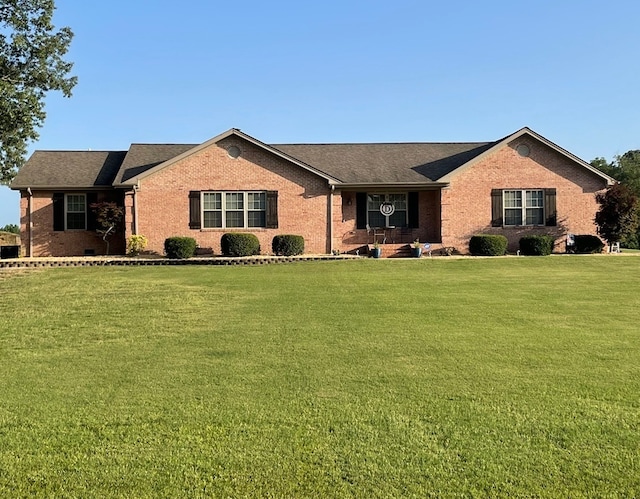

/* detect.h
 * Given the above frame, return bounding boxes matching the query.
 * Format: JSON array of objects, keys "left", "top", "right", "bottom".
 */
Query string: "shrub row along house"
[{"left": 10, "top": 127, "right": 614, "bottom": 257}]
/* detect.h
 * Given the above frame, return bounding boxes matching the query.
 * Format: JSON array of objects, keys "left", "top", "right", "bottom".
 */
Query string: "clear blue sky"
[{"left": 2, "top": 0, "right": 640, "bottom": 226}]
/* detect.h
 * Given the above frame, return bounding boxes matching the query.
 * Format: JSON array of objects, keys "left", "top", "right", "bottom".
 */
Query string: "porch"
[
  {"left": 336, "top": 189, "right": 443, "bottom": 255},
  {"left": 343, "top": 241, "right": 452, "bottom": 258}
]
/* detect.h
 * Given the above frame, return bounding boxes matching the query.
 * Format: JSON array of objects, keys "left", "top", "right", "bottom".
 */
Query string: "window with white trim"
[
  {"left": 202, "top": 191, "right": 267, "bottom": 229},
  {"left": 65, "top": 194, "right": 87, "bottom": 230},
  {"left": 503, "top": 189, "right": 544, "bottom": 226},
  {"left": 367, "top": 193, "right": 407, "bottom": 227}
]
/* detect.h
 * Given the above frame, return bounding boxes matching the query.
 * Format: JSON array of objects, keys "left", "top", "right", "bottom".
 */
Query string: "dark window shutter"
[
  {"left": 491, "top": 189, "right": 503, "bottom": 227},
  {"left": 87, "top": 193, "right": 98, "bottom": 231},
  {"left": 356, "top": 192, "right": 367, "bottom": 229},
  {"left": 545, "top": 188, "right": 557, "bottom": 226},
  {"left": 53, "top": 193, "right": 65, "bottom": 231},
  {"left": 408, "top": 192, "right": 419, "bottom": 228},
  {"left": 189, "top": 191, "right": 201, "bottom": 229},
  {"left": 266, "top": 191, "right": 278, "bottom": 228}
]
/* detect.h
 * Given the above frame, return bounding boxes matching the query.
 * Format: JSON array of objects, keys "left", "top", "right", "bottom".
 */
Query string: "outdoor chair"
[{"left": 366, "top": 224, "right": 386, "bottom": 244}]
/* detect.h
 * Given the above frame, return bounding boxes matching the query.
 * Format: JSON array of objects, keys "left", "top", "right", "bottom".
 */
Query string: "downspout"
[
  {"left": 329, "top": 184, "right": 334, "bottom": 253},
  {"left": 27, "top": 187, "right": 33, "bottom": 257}
]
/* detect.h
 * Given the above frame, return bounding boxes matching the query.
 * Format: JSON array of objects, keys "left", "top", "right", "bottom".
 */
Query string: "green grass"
[{"left": 1, "top": 257, "right": 639, "bottom": 497}]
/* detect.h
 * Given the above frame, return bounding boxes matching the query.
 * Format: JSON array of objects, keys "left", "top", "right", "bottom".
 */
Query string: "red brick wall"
[
  {"left": 19, "top": 190, "right": 125, "bottom": 257},
  {"left": 441, "top": 138, "right": 608, "bottom": 253},
  {"left": 133, "top": 137, "right": 332, "bottom": 255},
  {"left": 421, "top": 190, "right": 441, "bottom": 243}
]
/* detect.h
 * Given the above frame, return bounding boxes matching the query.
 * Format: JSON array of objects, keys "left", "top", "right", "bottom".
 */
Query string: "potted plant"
[
  {"left": 410, "top": 239, "right": 423, "bottom": 258},
  {"left": 370, "top": 240, "right": 382, "bottom": 258}
]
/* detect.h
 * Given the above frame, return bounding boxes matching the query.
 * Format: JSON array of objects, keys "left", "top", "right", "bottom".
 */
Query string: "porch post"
[
  {"left": 328, "top": 185, "right": 334, "bottom": 254},
  {"left": 27, "top": 188, "right": 33, "bottom": 257}
]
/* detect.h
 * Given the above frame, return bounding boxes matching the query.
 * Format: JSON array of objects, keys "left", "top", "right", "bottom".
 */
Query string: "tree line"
[{"left": 592, "top": 151, "right": 640, "bottom": 248}]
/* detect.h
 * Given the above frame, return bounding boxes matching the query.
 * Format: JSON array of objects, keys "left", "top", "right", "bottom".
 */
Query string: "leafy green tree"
[
  {"left": 592, "top": 151, "right": 640, "bottom": 248},
  {"left": 592, "top": 151, "right": 640, "bottom": 189},
  {"left": 0, "top": 223, "right": 20, "bottom": 234},
  {"left": 1, "top": 0, "right": 76, "bottom": 183},
  {"left": 616, "top": 150, "right": 640, "bottom": 195},
  {"left": 590, "top": 157, "right": 617, "bottom": 179},
  {"left": 595, "top": 184, "right": 639, "bottom": 249}
]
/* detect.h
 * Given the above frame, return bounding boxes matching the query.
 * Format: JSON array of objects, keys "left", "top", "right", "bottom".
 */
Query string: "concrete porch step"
[{"left": 367, "top": 242, "right": 445, "bottom": 258}]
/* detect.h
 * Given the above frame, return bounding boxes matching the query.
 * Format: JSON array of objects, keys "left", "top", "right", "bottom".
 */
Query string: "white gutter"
[{"left": 27, "top": 187, "right": 33, "bottom": 257}]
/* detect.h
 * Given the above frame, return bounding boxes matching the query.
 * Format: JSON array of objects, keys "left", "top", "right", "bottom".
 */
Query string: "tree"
[
  {"left": 592, "top": 151, "right": 640, "bottom": 248},
  {"left": 590, "top": 157, "right": 618, "bottom": 179},
  {"left": 595, "top": 184, "right": 639, "bottom": 249},
  {"left": 0, "top": 223, "right": 20, "bottom": 234},
  {"left": 90, "top": 202, "right": 123, "bottom": 255},
  {"left": 616, "top": 150, "right": 640, "bottom": 195},
  {"left": 1, "top": 0, "right": 76, "bottom": 184},
  {"left": 592, "top": 151, "right": 640, "bottom": 190}
]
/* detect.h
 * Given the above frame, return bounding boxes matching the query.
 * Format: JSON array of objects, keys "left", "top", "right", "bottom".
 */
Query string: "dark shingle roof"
[
  {"left": 11, "top": 150, "right": 127, "bottom": 189},
  {"left": 114, "top": 144, "right": 197, "bottom": 185},
  {"left": 273, "top": 142, "right": 495, "bottom": 183},
  {"left": 113, "top": 141, "right": 497, "bottom": 186},
  {"left": 11, "top": 136, "right": 497, "bottom": 190}
]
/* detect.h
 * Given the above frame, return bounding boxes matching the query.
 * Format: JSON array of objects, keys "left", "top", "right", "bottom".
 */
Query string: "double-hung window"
[
  {"left": 202, "top": 192, "right": 222, "bottom": 228},
  {"left": 367, "top": 193, "right": 407, "bottom": 227},
  {"left": 202, "top": 191, "right": 267, "bottom": 229},
  {"left": 65, "top": 194, "right": 87, "bottom": 230},
  {"left": 503, "top": 189, "right": 544, "bottom": 226},
  {"left": 246, "top": 192, "right": 266, "bottom": 227}
]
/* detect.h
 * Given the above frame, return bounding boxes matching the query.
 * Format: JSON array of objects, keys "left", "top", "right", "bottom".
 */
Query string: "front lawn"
[{"left": 1, "top": 257, "right": 639, "bottom": 497}]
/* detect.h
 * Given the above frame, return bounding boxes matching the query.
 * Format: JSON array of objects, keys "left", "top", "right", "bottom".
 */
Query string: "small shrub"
[
  {"left": 164, "top": 236, "right": 197, "bottom": 259},
  {"left": 221, "top": 233, "right": 260, "bottom": 257},
  {"left": 519, "top": 235, "right": 555, "bottom": 256},
  {"left": 272, "top": 235, "right": 304, "bottom": 256},
  {"left": 469, "top": 234, "right": 508, "bottom": 256},
  {"left": 126, "top": 234, "right": 148, "bottom": 256},
  {"left": 574, "top": 234, "right": 604, "bottom": 254}
]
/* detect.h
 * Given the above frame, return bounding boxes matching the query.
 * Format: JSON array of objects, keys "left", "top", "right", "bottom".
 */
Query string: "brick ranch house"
[{"left": 10, "top": 127, "right": 614, "bottom": 257}]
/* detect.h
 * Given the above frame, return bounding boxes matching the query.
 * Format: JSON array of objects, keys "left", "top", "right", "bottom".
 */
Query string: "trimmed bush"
[
  {"left": 272, "top": 235, "right": 305, "bottom": 256},
  {"left": 164, "top": 236, "right": 197, "bottom": 259},
  {"left": 519, "top": 235, "right": 555, "bottom": 256},
  {"left": 469, "top": 234, "right": 508, "bottom": 256},
  {"left": 574, "top": 234, "right": 604, "bottom": 254},
  {"left": 221, "top": 233, "right": 261, "bottom": 257}
]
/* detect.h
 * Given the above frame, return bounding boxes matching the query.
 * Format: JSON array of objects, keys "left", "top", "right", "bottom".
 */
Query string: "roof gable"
[
  {"left": 117, "top": 129, "right": 342, "bottom": 186},
  {"left": 438, "top": 127, "right": 615, "bottom": 185}
]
